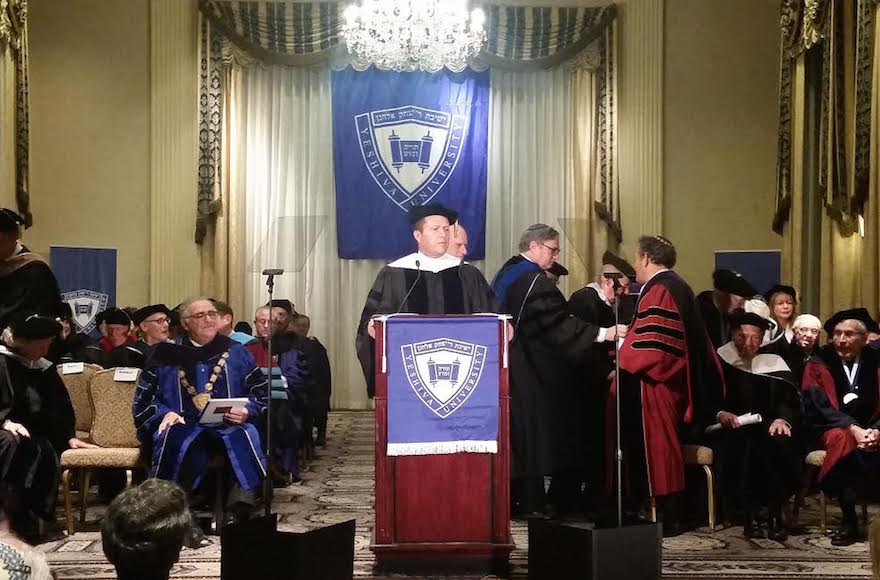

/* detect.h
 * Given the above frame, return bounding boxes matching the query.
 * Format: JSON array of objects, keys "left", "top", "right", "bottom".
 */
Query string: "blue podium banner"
[
  {"left": 49, "top": 246, "right": 116, "bottom": 338},
  {"left": 332, "top": 67, "right": 489, "bottom": 259},
  {"left": 386, "top": 316, "right": 499, "bottom": 456}
]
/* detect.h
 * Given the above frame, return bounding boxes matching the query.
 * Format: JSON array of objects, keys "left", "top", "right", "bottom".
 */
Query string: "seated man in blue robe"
[{"left": 133, "top": 297, "right": 267, "bottom": 529}]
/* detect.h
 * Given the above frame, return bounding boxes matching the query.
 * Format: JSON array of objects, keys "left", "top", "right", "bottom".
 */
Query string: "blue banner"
[
  {"left": 386, "top": 316, "right": 499, "bottom": 456},
  {"left": 332, "top": 67, "right": 489, "bottom": 259},
  {"left": 49, "top": 247, "right": 116, "bottom": 338},
  {"left": 714, "top": 250, "right": 781, "bottom": 296}
]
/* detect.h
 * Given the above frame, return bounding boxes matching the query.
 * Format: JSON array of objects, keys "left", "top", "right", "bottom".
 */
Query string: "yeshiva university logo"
[
  {"left": 62, "top": 290, "right": 109, "bottom": 335},
  {"left": 355, "top": 105, "right": 467, "bottom": 210},
  {"left": 400, "top": 338, "right": 487, "bottom": 419}
]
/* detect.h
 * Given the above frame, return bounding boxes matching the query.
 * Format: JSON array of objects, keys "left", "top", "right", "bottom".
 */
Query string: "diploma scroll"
[{"left": 705, "top": 412, "right": 763, "bottom": 434}]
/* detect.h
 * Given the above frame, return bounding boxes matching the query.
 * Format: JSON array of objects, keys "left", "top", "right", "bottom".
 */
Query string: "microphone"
[
  {"left": 262, "top": 268, "right": 284, "bottom": 276},
  {"left": 603, "top": 272, "right": 624, "bottom": 291},
  {"left": 396, "top": 260, "right": 422, "bottom": 314},
  {"left": 457, "top": 254, "right": 466, "bottom": 284}
]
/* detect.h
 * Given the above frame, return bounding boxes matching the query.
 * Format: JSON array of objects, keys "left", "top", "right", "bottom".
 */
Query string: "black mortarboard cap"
[
  {"left": 548, "top": 262, "right": 568, "bottom": 277},
  {"left": 823, "top": 307, "right": 880, "bottom": 334},
  {"left": 132, "top": 304, "right": 171, "bottom": 326},
  {"left": 602, "top": 251, "right": 636, "bottom": 279},
  {"left": 266, "top": 299, "right": 294, "bottom": 315},
  {"left": 406, "top": 204, "right": 458, "bottom": 228},
  {"left": 56, "top": 301, "right": 73, "bottom": 321},
  {"left": 8, "top": 310, "right": 61, "bottom": 340},
  {"left": 764, "top": 284, "right": 797, "bottom": 303},
  {"left": 0, "top": 208, "right": 24, "bottom": 233},
  {"left": 729, "top": 309, "right": 771, "bottom": 331},
  {"left": 712, "top": 269, "right": 757, "bottom": 298},
  {"left": 96, "top": 307, "right": 131, "bottom": 327}
]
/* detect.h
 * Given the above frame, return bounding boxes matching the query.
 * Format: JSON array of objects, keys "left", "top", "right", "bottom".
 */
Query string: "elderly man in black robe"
[
  {"left": 356, "top": 204, "right": 498, "bottom": 398},
  {"left": 802, "top": 308, "right": 880, "bottom": 545},
  {"left": 714, "top": 311, "right": 799, "bottom": 541},
  {"left": 0, "top": 311, "right": 94, "bottom": 534},
  {"left": 111, "top": 304, "right": 172, "bottom": 368},
  {"left": 697, "top": 269, "right": 757, "bottom": 348},
  {"left": 291, "top": 314, "right": 331, "bottom": 446},
  {"left": 765, "top": 313, "right": 822, "bottom": 386},
  {"left": 491, "top": 224, "right": 626, "bottom": 516},
  {"left": 0, "top": 209, "right": 61, "bottom": 329},
  {"left": 565, "top": 250, "right": 635, "bottom": 506}
]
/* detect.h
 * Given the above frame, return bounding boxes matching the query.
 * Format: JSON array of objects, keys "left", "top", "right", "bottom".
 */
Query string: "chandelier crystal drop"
[{"left": 341, "top": 0, "right": 487, "bottom": 73}]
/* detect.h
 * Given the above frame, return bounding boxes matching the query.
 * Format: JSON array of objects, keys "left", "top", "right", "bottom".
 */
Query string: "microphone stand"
[
  {"left": 262, "top": 268, "right": 283, "bottom": 518},
  {"left": 612, "top": 276, "right": 623, "bottom": 528}
]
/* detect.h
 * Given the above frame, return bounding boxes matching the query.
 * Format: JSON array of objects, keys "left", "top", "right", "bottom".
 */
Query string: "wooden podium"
[{"left": 371, "top": 315, "right": 514, "bottom": 570}]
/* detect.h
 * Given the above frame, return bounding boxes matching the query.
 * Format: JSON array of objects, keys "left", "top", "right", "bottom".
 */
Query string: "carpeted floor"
[{"left": 37, "top": 411, "right": 873, "bottom": 579}]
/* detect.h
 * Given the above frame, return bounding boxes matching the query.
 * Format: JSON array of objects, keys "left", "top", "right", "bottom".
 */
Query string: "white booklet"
[{"left": 198, "top": 397, "right": 250, "bottom": 425}]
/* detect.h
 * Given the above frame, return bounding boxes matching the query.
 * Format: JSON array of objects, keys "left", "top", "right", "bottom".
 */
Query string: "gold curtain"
[
  {"left": 815, "top": 0, "right": 879, "bottom": 320},
  {"left": 780, "top": 0, "right": 880, "bottom": 321},
  {"left": 0, "top": 43, "right": 14, "bottom": 209},
  {"left": 860, "top": 1, "right": 880, "bottom": 316},
  {"left": 200, "top": 66, "right": 246, "bottom": 317},
  {"left": 780, "top": 56, "right": 805, "bottom": 293},
  {"left": 563, "top": 19, "right": 619, "bottom": 285}
]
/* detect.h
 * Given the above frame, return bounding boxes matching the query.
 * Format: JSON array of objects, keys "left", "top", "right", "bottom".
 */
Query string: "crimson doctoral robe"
[{"left": 610, "top": 270, "right": 725, "bottom": 497}]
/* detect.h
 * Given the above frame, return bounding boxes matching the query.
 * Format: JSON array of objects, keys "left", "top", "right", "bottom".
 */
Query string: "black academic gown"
[
  {"left": 802, "top": 345, "right": 880, "bottom": 494},
  {"left": 356, "top": 253, "right": 498, "bottom": 397},
  {"left": 696, "top": 290, "right": 728, "bottom": 348},
  {"left": 761, "top": 338, "right": 813, "bottom": 388},
  {"left": 110, "top": 340, "right": 156, "bottom": 369},
  {"left": 713, "top": 345, "right": 801, "bottom": 508},
  {"left": 300, "top": 336, "right": 331, "bottom": 435},
  {"left": 567, "top": 284, "right": 617, "bottom": 492},
  {"left": 491, "top": 256, "right": 603, "bottom": 482},
  {"left": 0, "top": 349, "right": 75, "bottom": 520},
  {"left": 0, "top": 251, "right": 62, "bottom": 329},
  {"left": 57, "top": 334, "right": 109, "bottom": 367}
]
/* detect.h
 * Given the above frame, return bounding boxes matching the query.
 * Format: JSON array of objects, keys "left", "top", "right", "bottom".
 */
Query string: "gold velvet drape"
[
  {"left": 0, "top": 0, "right": 28, "bottom": 225},
  {"left": 778, "top": 0, "right": 880, "bottom": 321}
]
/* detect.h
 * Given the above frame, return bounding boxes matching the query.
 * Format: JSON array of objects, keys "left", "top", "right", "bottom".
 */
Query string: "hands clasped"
[{"left": 851, "top": 425, "right": 880, "bottom": 451}]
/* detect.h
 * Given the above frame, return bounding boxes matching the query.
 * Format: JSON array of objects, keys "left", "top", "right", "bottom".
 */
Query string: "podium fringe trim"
[{"left": 386, "top": 440, "right": 498, "bottom": 456}]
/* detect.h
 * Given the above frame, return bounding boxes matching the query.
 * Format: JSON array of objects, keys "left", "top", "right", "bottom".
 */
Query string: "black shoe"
[
  {"left": 743, "top": 513, "right": 764, "bottom": 539},
  {"left": 222, "top": 501, "right": 254, "bottom": 527},
  {"left": 830, "top": 525, "right": 861, "bottom": 546},
  {"left": 767, "top": 515, "right": 788, "bottom": 542},
  {"left": 662, "top": 521, "right": 685, "bottom": 537},
  {"left": 184, "top": 523, "right": 210, "bottom": 549}
]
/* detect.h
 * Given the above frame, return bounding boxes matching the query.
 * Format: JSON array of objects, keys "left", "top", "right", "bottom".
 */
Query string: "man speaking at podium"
[{"left": 356, "top": 204, "right": 497, "bottom": 398}]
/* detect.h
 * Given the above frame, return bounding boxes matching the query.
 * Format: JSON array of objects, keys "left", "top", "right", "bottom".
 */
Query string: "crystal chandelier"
[{"left": 341, "top": 0, "right": 487, "bottom": 73}]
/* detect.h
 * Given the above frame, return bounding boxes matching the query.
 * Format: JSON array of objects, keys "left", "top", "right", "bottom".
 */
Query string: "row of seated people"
[
  {"left": 693, "top": 295, "right": 880, "bottom": 546},
  {"left": 0, "top": 297, "right": 329, "bottom": 544},
  {"left": 52, "top": 297, "right": 332, "bottom": 449}
]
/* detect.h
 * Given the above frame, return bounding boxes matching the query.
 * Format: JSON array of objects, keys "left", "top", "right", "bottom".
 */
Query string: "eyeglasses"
[
  {"left": 184, "top": 311, "right": 219, "bottom": 321},
  {"left": 144, "top": 316, "right": 169, "bottom": 325},
  {"left": 540, "top": 243, "right": 561, "bottom": 256},
  {"left": 795, "top": 328, "right": 819, "bottom": 336},
  {"left": 833, "top": 329, "right": 866, "bottom": 339}
]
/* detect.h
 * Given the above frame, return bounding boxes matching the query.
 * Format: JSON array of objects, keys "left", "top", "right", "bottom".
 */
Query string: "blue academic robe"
[{"left": 133, "top": 335, "right": 267, "bottom": 491}]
